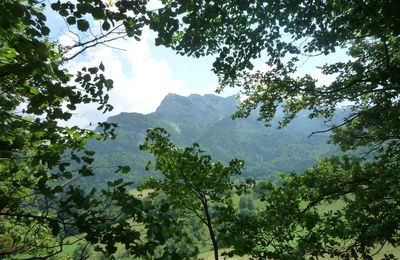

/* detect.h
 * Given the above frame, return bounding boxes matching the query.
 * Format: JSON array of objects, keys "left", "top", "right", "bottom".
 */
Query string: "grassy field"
[{"left": 53, "top": 189, "right": 400, "bottom": 259}]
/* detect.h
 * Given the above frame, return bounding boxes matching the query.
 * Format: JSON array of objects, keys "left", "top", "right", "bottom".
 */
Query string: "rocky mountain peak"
[{"left": 155, "top": 93, "right": 239, "bottom": 123}]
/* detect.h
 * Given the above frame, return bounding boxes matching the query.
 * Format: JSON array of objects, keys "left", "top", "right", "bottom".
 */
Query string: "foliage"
[
  {"left": 136, "top": 192, "right": 202, "bottom": 259},
  {"left": 72, "top": 243, "right": 92, "bottom": 260},
  {"left": 147, "top": 0, "right": 400, "bottom": 257},
  {"left": 148, "top": 0, "right": 400, "bottom": 145},
  {"left": 140, "top": 128, "right": 244, "bottom": 260},
  {"left": 238, "top": 194, "right": 255, "bottom": 215},
  {"left": 3, "top": 0, "right": 400, "bottom": 258},
  {"left": 0, "top": 0, "right": 152, "bottom": 258}
]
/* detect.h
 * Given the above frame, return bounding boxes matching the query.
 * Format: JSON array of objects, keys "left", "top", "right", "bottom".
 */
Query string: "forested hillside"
[
  {"left": 3, "top": 0, "right": 399, "bottom": 258},
  {"left": 88, "top": 93, "right": 341, "bottom": 186}
]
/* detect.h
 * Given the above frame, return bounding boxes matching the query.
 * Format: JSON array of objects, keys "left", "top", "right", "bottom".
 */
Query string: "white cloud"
[
  {"left": 311, "top": 69, "right": 333, "bottom": 87},
  {"left": 62, "top": 28, "right": 216, "bottom": 127},
  {"left": 58, "top": 31, "right": 78, "bottom": 47}
]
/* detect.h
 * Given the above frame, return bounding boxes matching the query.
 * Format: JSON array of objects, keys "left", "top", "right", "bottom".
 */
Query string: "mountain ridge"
[{"left": 88, "top": 93, "right": 340, "bottom": 186}]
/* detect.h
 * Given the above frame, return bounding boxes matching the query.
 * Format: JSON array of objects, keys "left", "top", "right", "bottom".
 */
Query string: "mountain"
[{"left": 87, "top": 93, "right": 341, "bottom": 186}]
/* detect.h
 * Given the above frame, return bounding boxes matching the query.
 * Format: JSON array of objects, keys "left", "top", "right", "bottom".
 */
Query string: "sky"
[
  {"left": 48, "top": 9, "right": 224, "bottom": 127},
  {"left": 46, "top": 2, "right": 348, "bottom": 128},
  {"left": 59, "top": 29, "right": 223, "bottom": 127}
]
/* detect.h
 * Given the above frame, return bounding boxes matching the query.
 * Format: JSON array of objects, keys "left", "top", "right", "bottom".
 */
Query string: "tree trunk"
[{"left": 203, "top": 200, "right": 219, "bottom": 260}]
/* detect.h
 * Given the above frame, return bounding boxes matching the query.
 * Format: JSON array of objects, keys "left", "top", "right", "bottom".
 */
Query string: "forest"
[
  {"left": 86, "top": 93, "right": 343, "bottom": 188},
  {"left": 1, "top": 0, "right": 399, "bottom": 259}
]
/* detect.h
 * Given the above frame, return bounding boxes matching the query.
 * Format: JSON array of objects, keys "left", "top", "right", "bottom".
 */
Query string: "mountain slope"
[{"left": 88, "top": 93, "right": 340, "bottom": 186}]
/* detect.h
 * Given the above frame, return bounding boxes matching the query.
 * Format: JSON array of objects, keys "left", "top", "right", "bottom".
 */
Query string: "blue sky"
[
  {"left": 46, "top": 2, "right": 348, "bottom": 128},
  {"left": 60, "top": 32, "right": 224, "bottom": 127}
]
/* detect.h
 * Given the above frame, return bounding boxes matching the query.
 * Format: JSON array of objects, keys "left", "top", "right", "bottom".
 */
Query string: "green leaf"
[
  {"left": 84, "top": 150, "right": 95, "bottom": 156},
  {"left": 99, "top": 62, "right": 105, "bottom": 71},
  {"left": 116, "top": 165, "right": 131, "bottom": 174},
  {"left": 77, "top": 19, "right": 89, "bottom": 31},
  {"left": 49, "top": 220, "right": 60, "bottom": 236},
  {"left": 102, "top": 21, "right": 110, "bottom": 31},
  {"left": 88, "top": 67, "right": 98, "bottom": 74},
  {"left": 53, "top": 185, "right": 64, "bottom": 193},
  {"left": 51, "top": 2, "right": 61, "bottom": 11},
  {"left": 105, "top": 79, "right": 113, "bottom": 89},
  {"left": 66, "top": 16, "right": 76, "bottom": 25}
]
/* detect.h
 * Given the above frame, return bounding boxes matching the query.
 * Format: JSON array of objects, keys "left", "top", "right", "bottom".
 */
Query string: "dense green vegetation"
[
  {"left": 140, "top": 128, "right": 245, "bottom": 260},
  {"left": 1, "top": 0, "right": 399, "bottom": 259},
  {"left": 0, "top": 0, "right": 148, "bottom": 258},
  {"left": 148, "top": 0, "right": 400, "bottom": 258}
]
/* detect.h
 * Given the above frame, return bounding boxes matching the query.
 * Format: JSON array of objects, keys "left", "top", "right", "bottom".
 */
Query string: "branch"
[
  {"left": 18, "top": 246, "right": 63, "bottom": 260},
  {"left": 370, "top": 241, "right": 386, "bottom": 257},
  {"left": 323, "top": 77, "right": 369, "bottom": 95},
  {"left": 0, "top": 212, "right": 66, "bottom": 225},
  {"left": 302, "top": 190, "right": 351, "bottom": 213},
  {"left": 62, "top": 24, "right": 126, "bottom": 61},
  {"left": 63, "top": 34, "right": 127, "bottom": 61},
  {"left": 301, "top": 177, "right": 374, "bottom": 213},
  {"left": 79, "top": 242, "right": 91, "bottom": 260},
  {"left": 308, "top": 113, "right": 359, "bottom": 138},
  {"left": 382, "top": 37, "right": 390, "bottom": 71}
]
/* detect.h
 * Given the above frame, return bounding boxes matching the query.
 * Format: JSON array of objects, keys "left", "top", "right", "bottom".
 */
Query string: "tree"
[
  {"left": 0, "top": 0, "right": 151, "bottom": 257},
  {"left": 147, "top": 0, "right": 400, "bottom": 258},
  {"left": 137, "top": 192, "right": 202, "bottom": 259},
  {"left": 72, "top": 242, "right": 92, "bottom": 260},
  {"left": 140, "top": 128, "right": 244, "bottom": 260},
  {"left": 4, "top": 0, "right": 399, "bottom": 258},
  {"left": 238, "top": 194, "right": 255, "bottom": 214}
]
